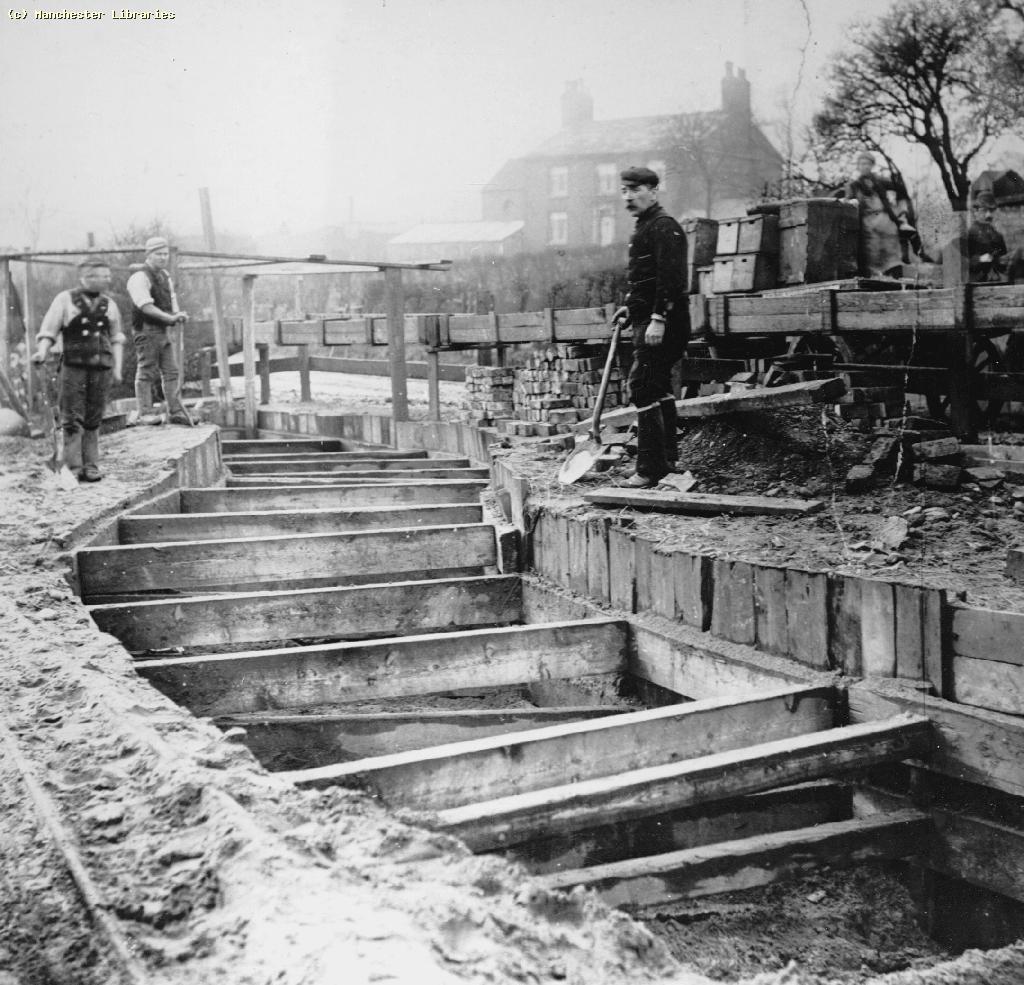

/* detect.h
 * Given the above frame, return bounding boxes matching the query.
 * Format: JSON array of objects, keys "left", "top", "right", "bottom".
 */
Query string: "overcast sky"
[{"left": 2, "top": 0, "right": 912, "bottom": 251}]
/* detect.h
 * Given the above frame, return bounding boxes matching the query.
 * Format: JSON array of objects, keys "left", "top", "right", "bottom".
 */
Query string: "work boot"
[
  {"left": 168, "top": 410, "right": 193, "bottom": 427},
  {"left": 624, "top": 472, "right": 658, "bottom": 489},
  {"left": 63, "top": 429, "right": 83, "bottom": 475},
  {"left": 80, "top": 429, "right": 101, "bottom": 482}
]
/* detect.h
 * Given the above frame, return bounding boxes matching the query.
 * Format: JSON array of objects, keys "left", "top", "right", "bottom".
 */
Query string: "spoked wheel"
[
  {"left": 925, "top": 337, "right": 1006, "bottom": 426},
  {"left": 764, "top": 334, "right": 854, "bottom": 386}
]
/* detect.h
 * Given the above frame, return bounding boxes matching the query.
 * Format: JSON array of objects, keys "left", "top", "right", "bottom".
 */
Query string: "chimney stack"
[
  {"left": 721, "top": 61, "right": 750, "bottom": 120},
  {"left": 561, "top": 79, "right": 594, "bottom": 129}
]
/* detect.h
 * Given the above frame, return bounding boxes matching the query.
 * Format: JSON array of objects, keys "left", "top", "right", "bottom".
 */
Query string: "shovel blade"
[{"left": 558, "top": 441, "right": 602, "bottom": 484}]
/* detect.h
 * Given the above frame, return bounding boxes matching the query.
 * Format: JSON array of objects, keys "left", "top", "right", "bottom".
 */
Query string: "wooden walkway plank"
[
  {"left": 283, "top": 684, "right": 837, "bottom": 805},
  {"left": 137, "top": 619, "right": 629, "bottom": 717},
  {"left": 219, "top": 706, "right": 628, "bottom": 768},
  {"left": 226, "top": 468, "right": 489, "bottom": 487},
  {"left": 221, "top": 449, "right": 429, "bottom": 462},
  {"left": 222, "top": 438, "right": 344, "bottom": 454},
  {"left": 541, "top": 810, "right": 928, "bottom": 908},
  {"left": 77, "top": 523, "right": 498, "bottom": 600},
  {"left": 181, "top": 481, "right": 487, "bottom": 512},
  {"left": 583, "top": 490, "right": 825, "bottom": 517},
  {"left": 433, "top": 715, "right": 931, "bottom": 851},
  {"left": 89, "top": 575, "right": 522, "bottom": 653},
  {"left": 119, "top": 503, "right": 484, "bottom": 543},
  {"left": 227, "top": 457, "right": 470, "bottom": 474}
]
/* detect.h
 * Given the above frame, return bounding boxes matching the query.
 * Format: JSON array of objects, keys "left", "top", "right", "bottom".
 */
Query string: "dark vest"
[
  {"left": 131, "top": 265, "right": 175, "bottom": 332},
  {"left": 62, "top": 290, "right": 114, "bottom": 369}
]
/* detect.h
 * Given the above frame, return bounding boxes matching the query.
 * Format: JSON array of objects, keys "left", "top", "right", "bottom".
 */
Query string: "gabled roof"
[
  {"left": 525, "top": 112, "right": 720, "bottom": 158},
  {"left": 389, "top": 221, "right": 524, "bottom": 245}
]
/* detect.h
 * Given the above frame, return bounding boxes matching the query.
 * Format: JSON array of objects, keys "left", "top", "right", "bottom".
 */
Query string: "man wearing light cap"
[
  {"left": 968, "top": 191, "right": 1023, "bottom": 284},
  {"left": 611, "top": 165, "right": 689, "bottom": 487},
  {"left": 127, "top": 236, "right": 191, "bottom": 425}
]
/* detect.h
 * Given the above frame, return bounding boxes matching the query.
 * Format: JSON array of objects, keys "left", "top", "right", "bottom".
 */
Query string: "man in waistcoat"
[
  {"left": 127, "top": 236, "right": 191, "bottom": 425},
  {"left": 32, "top": 259, "right": 125, "bottom": 481},
  {"left": 611, "top": 166, "right": 690, "bottom": 487}
]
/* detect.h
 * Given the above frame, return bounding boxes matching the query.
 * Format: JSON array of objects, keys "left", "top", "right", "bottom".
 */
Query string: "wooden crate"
[
  {"left": 716, "top": 214, "right": 779, "bottom": 257},
  {"left": 683, "top": 218, "right": 719, "bottom": 267},
  {"left": 697, "top": 265, "right": 715, "bottom": 297},
  {"left": 779, "top": 198, "right": 859, "bottom": 285},
  {"left": 712, "top": 254, "right": 777, "bottom": 294}
]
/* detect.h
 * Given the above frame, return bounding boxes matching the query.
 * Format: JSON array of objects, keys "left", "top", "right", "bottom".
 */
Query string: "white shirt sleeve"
[
  {"left": 126, "top": 270, "right": 154, "bottom": 308},
  {"left": 37, "top": 291, "right": 70, "bottom": 343}
]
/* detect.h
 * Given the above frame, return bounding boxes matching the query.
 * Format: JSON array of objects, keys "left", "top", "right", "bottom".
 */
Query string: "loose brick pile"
[
  {"left": 509, "top": 343, "right": 628, "bottom": 436},
  {"left": 462, "top": 365, "right": 515, "bottom": 426}
]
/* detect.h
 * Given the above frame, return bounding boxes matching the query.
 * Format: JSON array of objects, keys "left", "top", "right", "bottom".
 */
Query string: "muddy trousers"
[
  {"left": 59, "top": 364, "right": 111, "bottom": 470},
  {"left": 133, "top": 326, "right": 183, "bottom": 415},
  {"left": 627, "top": 324, "right": 684, "bottom": 481}
]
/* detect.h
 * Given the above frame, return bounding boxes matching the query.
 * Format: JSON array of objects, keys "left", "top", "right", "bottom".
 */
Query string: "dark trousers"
[
  {"left": 59, "top": 363, "right": 110, "bottom": 435},
  {"left": 134, "top": 326, "right": 182, "bottom": 413},
  {"left": 627, "top": 322, "right": 685, "bottom": 480}
]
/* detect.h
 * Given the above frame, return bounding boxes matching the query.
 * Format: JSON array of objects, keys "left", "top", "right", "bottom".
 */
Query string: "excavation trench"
[{"left": 45, "top": 422, "right": 1024, "bottom": 984}]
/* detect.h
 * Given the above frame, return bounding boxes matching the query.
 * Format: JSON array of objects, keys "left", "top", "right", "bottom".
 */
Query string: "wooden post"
[
  {"left": 256, "top": 343, "right": 271, "bottom": 405},
  {"left": 0, "top": 258, "right": 10, "bottom": 393},
  {"left": 297, "top": 344, "right": 312, "bottom": 403},
  {"left": 942, "top": 211, "right": 970, "bottom": 289},
  {"left": 241, "top": 275, "right": 258, "bottom": 438},
  {"left": 199, "top": 188, "right": 233, "bottom": 408},
  {"left": 170, "top": 246, "right": 186, "bottom": 405},
  {"left": 426, "top": 348, "right": 441, "bottom": 421},
  {"left": 384, "top": 266, "right": 408, "bottom": 422},
  {"left": 293, "top": 275, "right": 304, "bottom": 318},
  {"left": 199, "top": 348, "right": 212, "bottom": 397},
  {"left": 22, "top": 256, "right": 34, "bottom": 418},
  {"left": 947, "top": 285, "right": 978, "bottom": 443}
]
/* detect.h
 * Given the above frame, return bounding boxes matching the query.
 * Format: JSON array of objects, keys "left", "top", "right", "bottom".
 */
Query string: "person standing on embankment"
[{"left": 611, "top": 165, "right": 690, "bottom": 488}]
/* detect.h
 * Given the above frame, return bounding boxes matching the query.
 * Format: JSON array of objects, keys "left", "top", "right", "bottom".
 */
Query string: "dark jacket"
[
  {"left": 62, "top": 290, "right": 114, "bottom": 369},
  {"left": 131, "top": 265, "right": 175, "bottom": 332},
  {"left": 625, "top": 204, "right": 689, "bottom": 336}
]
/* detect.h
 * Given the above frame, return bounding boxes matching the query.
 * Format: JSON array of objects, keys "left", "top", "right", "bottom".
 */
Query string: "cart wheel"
[
  {"left": 925, "top": 337, "right": 1005, "bottom": 425},
  {"left": 787, "top": 334, "right": 855, "bottom": 364}
]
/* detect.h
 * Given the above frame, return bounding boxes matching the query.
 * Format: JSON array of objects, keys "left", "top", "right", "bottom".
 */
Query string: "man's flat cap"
[
  {"left": 974, "top": 191, "right": 997, "bottom": 209},
  {"left": 620, "top": 166, "right": 660, "bottom": 188},
  {"left": 145, "top": 236, "right": 170, "bottom": 254}
]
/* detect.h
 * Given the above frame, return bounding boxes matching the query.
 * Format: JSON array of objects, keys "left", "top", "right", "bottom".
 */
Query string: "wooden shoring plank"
[
  {"left": 585, "top": 516, "right": 612, "bottom": 604},
  {"left": 119, "top": 503, "right": 485, "bottom": 543},
  {"left": 583, "top": 489, "right": 825, "bottom": 517},
  {"left": 512, "top": 781, "right": 852, "bottom": 876},
  {"left": 89, "top": 574, "right": 521, "bottom": 653},
  {"left": 575, "top": 378, "right": 846, "bottom": 433},
  {"left": 633, "top": 538, "right": 656, "bottom": 614},
  {"left": 221, "top": 449, "right": 428, "bottom": 462},
  {"left": 711, "top": 559, "right": 755, "bottom": 645},
  {"left": 847, "top": 681, "right": 1024, "bottom": 798},
  {"left": 219, "top": 706, "right": 632, "bottom": 769},
  {"left": 180, "top": 481, "right": 486, "bottom": 512},
  {"left": 77, "top": 523, "right": 498, "bottom": 600},
  {"left": 221, "top": 438, "right": 344, "bottom": 454},
  {"left": 672, "top": 552, "right": 711, "bottom": 630},
  {"left": 138, "top": 619, "right": 629, "bottom": 717},
  {"left": 649, "top": 548, "right": 676, "bottom": 619},
  {"left": 226, "top": 457, "right": 470, "bottom": 474},
  {"left": 553, "top": 307, "right": 611, "bottom": 342},
  {"left": 860, "top": 579, "right": 897, "bottom": 678},
  {"left": 828, "top": 573, "right": 864, "bottom": 677},
  {"left": 753, "top": 564, "right": 788, "bottom": 655},
  {"left": 567, "top": 519, "right": 589, "bottom": 597},
  {"left": 227, "top": 466, "right": 489, "bottom": 481},
  {"left": 285, "top": 684, "right": 837, "bottom": 805},
  {"left": 608, "top": 525, "right": 636, "bottom": 612},
  {"left": 433, "top": 715, "right": 931, "bottom": 852},
  {"left": 785, "top": 569, "right": 830, "bottom": 670},
  {"left": 948, "top": 656, "right": 1024, "bottom": 716},
  {"left": 322, "top": 316, "right": 372, "bottom": 346},
  {"left": 496, "top": 311, "right": 547, "bottom": 344},
  {"left": 541, "top": 810, "right": 928, "bottom": 908},
  {"left": 277, "top": 319, "right": 322, "bottom": 346},
  {"left": 226, "top": 471, "right": 489, "bottom": 488},
  {"left": 951, "top": 604, "right": 1024, "bottom": 667},
  {"left": 447, "top": 314, "right": 496, "bottom": 346}
]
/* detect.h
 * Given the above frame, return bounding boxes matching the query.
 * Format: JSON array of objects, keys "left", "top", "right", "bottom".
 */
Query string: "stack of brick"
[
  {"left": 507, "top": 343, "right": 627, "bottom": 437},
  {"left": 832, "top": 386, "right": 907, "bottom": 426},
  {"left": 462, "top": 365, "right": 515, "bottom": 426}
]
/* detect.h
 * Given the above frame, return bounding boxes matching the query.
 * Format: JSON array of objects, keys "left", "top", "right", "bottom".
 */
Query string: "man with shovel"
[
  {"left": 32, "top": 258, "right": 125, "bottom": 482},
  {"left": 612, "top": 166, "right": 689, "bottom": 487}
]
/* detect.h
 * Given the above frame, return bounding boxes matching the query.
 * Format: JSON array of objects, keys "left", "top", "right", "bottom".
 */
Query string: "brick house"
[{"left": 482, "top": 63, "right": 783, "bottom": 252}]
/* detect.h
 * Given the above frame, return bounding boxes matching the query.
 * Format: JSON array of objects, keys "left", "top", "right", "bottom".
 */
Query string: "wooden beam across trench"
[
  {"left": 178, "top": 481, "right": 488, "bottom": 512},
  {"left": 226, "top": 457, "right": 472, "bottom": 475},
  {"left": 76, "top": 523, "right": 499, "bottom": 601},
  {"left": 90, "top": 574, "right": 522, "bottom": 653},
  {"left": 226, "top": 467, "right": 491, "bottom": 486},
  {"left": 221, "top": 438, "right": 346, "bottom": 454},
  {"left": 220, "top": 449, "right": 429, "bottom": 462},
  {"left": 541, "top": 810, "right": 929, "bottom": 908},
  {"left": 282, "top": 684, "right": 836, "bottom": 808},
  {"left": 431, "top": 715, "right": 931, "bottom": 852},
  {"left": 118, "top": 503, "right": 484, "bottom": 543},
  {"left": 136, "top": 619, "right": 629, "bottom": 717}
]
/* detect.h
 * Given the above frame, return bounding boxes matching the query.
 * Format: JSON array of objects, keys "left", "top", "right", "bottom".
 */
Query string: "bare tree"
[
  {"left": 814, "top": 0, "right": 1024, "bottom": 209},
  {"left": 662, "top": 112, "right": 738, "bottom": 217}
]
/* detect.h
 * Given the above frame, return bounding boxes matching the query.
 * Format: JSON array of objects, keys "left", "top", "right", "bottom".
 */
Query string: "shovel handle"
[{"left": 590, "top": 320, "right": 622, "bottom": 444}]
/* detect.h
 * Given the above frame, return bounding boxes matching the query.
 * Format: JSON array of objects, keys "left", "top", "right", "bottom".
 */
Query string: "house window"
[
  {"left": 648, "top": 160, "right": 667, "bottom": 190},
  {"left": 597, "top": 163, "right": 617, "bottom": 195},
  {"left": 549, "top": 212, "right": 568, "bottom": 245},
  {"left": 593, "top": 205, "right": 616, "bottom": 246},
  {"left": 550, "top": 166, "right": 569, "bottom": 198}
]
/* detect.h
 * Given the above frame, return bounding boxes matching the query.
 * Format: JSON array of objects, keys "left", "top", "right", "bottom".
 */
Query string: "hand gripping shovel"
[
  {"left": 36, "top": 365, "right": 78, "bottom": 491},
  {"left": 558, "top": 319, "right": 623, "bottom": 485}
]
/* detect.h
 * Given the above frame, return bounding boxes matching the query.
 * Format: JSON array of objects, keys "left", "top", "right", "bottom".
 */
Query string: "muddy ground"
[{"left": 0, "top": 392, "right": 1020, "bottom": 984}]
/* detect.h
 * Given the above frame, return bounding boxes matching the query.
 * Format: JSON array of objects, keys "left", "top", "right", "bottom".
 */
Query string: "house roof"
[
  {"left": 525, "top": 113, "right": 703, "bottom": 158},
  {"left": 389, "top": 221, "right": 524, "bottom": 245}
]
